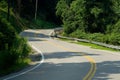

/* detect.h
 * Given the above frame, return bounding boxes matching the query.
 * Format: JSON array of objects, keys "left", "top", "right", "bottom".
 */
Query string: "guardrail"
[{"left": 57, "top": 35, "right": 120, "bottom": 50}]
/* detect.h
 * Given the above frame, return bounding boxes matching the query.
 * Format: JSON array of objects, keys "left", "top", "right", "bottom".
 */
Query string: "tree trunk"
[{"left": 35, "top": 0, "right": 38, "bottom": 20}]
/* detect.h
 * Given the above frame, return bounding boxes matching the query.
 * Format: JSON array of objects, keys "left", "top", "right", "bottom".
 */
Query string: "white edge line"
[{"left": 3, "top": 44, "right": 44, "bottom": 80}]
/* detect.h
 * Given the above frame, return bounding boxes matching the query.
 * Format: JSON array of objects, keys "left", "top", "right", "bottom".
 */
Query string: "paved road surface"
[{"left": 1, "top": 29, "right": 120, "bottom": 80}]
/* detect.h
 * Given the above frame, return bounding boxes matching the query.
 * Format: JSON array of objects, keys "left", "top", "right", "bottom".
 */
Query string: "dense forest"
[
  {"left": 56, "top": 0, "right": 120, "bottom": 45},
  {"left": 0, "top": 0, "right": 120, "bottom": 76},
  {"left": 11, "top": 0, "right": 61, "bottom": 28}
]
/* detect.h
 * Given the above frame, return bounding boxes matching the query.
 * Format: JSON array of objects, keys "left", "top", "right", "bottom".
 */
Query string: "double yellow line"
[
  {"left": 47, "top": 41, "right": 96, "bottom": 80},
  {"left": 83, "top": 56, "right": 96, "bottom": 80}
]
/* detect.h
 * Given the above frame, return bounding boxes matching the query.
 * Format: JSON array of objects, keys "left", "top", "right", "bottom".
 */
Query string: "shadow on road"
[
  {"left": 20, "top": 31, "right": 49, "bottom": 38},
  {"left": 43, "top": 51, "right": 120, "bottom": 80},
  {"left": 26, "top": 62, "right": 91, "bottom": 80},
  {"left": 43, "top": 51, "right": 99, "bottom": 59},
  {"left": 30, "top": 61, "right": 120, "bottom": 80},
  {"left": 28, "top": 38, "right": 47, "bottom": 42},
  {"left": 93, "top": 61, "right": 120, "bottom": 80}
]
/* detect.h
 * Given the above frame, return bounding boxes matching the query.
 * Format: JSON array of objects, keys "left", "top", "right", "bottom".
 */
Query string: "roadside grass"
[{"left": 59, "top": 38, "right": 120, "bottom": 52}]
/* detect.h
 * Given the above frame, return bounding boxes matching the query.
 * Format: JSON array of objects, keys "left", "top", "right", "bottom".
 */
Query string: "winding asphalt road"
[{"left": 1, "top": 29, "right": 120, "bottom": 80}]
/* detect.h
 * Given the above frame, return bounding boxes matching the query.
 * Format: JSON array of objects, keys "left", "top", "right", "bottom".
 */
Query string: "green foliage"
[
  {"left": 11, "top": 36, "right": 31, "bottom": 59},
  {"left": 0, "top": 4, "right": 25, "bottom": 33},
  {"left": 56, "top": 0, "right": 119, "bottom": 34},
  {"left": 88, "top": 33, "right": 105, "bottom": 42},
  {"left": 68, "top": 29, "right": 120, "bottom": 45},
  {"left": 0, "top": 0, "right": 62, "bottom": 75},
  {"left": 56, "top": 0, "right": 120, "bottom": 45},
  {"left": 33, "top": 19, "right": 57, "bottom": 29},
  {"left": 0, "top": 16, "right": 31, "bottom": 76},
  {"left": 113, "top": 0, "right": 120, "bottom": 16},
  {"left": 56, "top": 0, "right": 68, "bottom": 16},
  {"left": 0, "top": 17, "right": 16, "bottom": 50},
  {"left": 108, "top": 33, "right": 120, "bottom": 45},
  {"left": 70, "top": 30, "right": 87, "bottom": 39},
  {"left": 83, "top": 0, "right": 118, "bottom": 33},
  {"left": 69, "top": 30, "right": 106, "bottom": 42},
  {"left": 112, "top": 20, "right": 120, "bottom": 33},
  {"left": 0, "top": 36, "right": 31, "bottom": 75},
  {"left": 0, "top": 0, "right": 7, "bottom": 8},
  {"left": 60, "top": 38, "right": 119, "bottom": 52}
]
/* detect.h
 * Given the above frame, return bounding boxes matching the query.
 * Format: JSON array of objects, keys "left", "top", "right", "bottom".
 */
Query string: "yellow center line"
[
  {"left": 83, "top": 56, "right": 96, "bottom": 80},
  {"left": 47, "top": 41, "right": 96, "bottom": 80}
]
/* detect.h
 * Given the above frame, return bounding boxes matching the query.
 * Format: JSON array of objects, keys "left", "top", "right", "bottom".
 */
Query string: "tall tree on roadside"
[{"left": 56, "top": 0, "right": 75, "bottom": 34}]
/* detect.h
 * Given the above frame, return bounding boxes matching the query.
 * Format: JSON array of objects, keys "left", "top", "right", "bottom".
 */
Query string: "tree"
[
  {"left": 56, "top": 0, "right": 119, "bottom": 34},
  {"left": 56, "top": 0, "right": 75, "bottom": 34},
  {"left": 83, "top": 0, "right": 118, "bottom": 33}
]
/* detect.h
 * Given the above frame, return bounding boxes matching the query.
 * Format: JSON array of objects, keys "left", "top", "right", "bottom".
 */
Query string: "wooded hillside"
[{"left": 56, "top": 0, "right": 120, "bottom": 45}]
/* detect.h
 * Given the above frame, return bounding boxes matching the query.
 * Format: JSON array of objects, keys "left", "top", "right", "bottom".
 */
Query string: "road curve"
[{"left": 1, "top": 29, "right": 120, "bottom": 80}]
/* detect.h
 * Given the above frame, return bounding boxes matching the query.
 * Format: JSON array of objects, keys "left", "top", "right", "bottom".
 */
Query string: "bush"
[
  {"left": 112, "top": 20, "right": 120, "bottom": 33},
  {"left": 70, "top": 30, "right": 87, "bottom": 39},
  {"left": 108, "top": 33, "right": 120, "bottom": 45},
  {"left": 69, "top": 30, "right": 120, "bottom": 45},
  {"left": 0, "top": 17, "right": 31, "bottom": 75},
  {"left": 0, "top": 36, "right": 31, "bottom": 75},
  {"left": 12, "top": 36, "right": 31, "bottom": 59},
  {"left": 88, "top": 33, "right": 105, "bottom": 42}
]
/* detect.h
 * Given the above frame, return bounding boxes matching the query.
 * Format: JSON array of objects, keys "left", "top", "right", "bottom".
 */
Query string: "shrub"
[
  {"left": 112, "top": 20, "right": 120, "bottom": 33},
  {"left": 70, "top": 30, "right": 87, "bottom": 39},
  {"left": 12, "top": 36, "right": 31, "bottom": 58},
  {"left": 88, "top": 33, "right": 105, "bottom": 42},
  {"left": 0, "top": 17, "right": 31, "bottom": 75},
  {"left": 0, "top": 36, "right": 31, "bottom": 75},
  {"left": 108, "top": 33, "right": 120, "bottom": 45}
]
